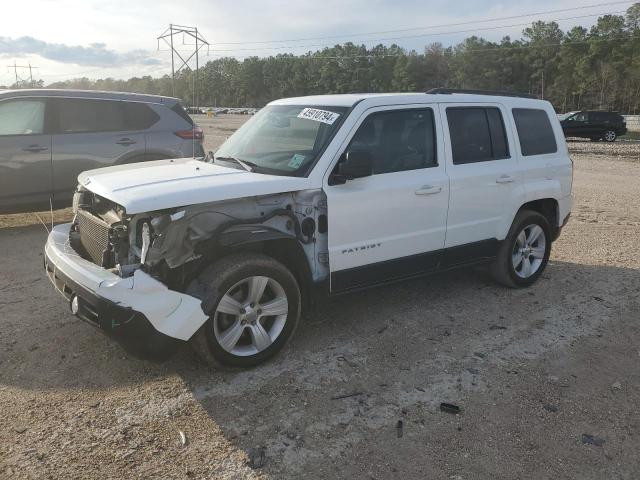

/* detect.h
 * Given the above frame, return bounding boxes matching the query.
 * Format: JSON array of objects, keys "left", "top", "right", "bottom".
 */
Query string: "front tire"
[
  {"left": 603, "top": 130, "right": 617, "bottom": 142},
  {"left": 187, "top": 253, "right": 301, "bottom": 367},
  {"left": 491, "top": 210, "right": 552, "bottom": 288}
]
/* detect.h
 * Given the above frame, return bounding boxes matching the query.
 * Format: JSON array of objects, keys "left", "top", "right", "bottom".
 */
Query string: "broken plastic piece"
[{"left": 440, "top": 402, "right": 461, "bottom": 414}]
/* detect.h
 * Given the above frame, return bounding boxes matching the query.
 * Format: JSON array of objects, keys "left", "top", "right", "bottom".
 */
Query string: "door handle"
[
  {"left": 415, "top": 185, "right": 442, "bottom": 195},
  {"left": 496, "top": 175, "right": 515, "bottom": 184},
  {"left": 116, "top": 138, "right": 136, "bottom": 146},
  {"left": 22, "top": 145, "right": 48, "bottom": 153}
]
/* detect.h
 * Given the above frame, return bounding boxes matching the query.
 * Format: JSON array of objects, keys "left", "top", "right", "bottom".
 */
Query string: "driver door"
[
  {"left": 565, "top": 112, "right": 589, "bottom": 136},
  {"left": 324, "top": 105, "right": 449, "bottom": 292}
]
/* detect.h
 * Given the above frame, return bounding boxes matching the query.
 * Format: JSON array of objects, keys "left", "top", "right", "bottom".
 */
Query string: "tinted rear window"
[
  {"left": 446, "top": 107, "right": 509, "bottom": 164},
  {"left": 171, "top": 103, "right": 194, "bottom": 125},
  {"left": 124, "top": 102, "right": 160, "bottom": 130},
  {"left": 512, "top": 108, "right": 557, "bottom": 156},
  {"left": 57, "top": 98, "right": 127, "bottom": 133}
]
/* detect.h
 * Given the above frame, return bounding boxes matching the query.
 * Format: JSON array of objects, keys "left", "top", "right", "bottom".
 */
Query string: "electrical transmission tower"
[
  {"left": 7, "top": 62, "right": 38, "bottom": 88},
  {"left": 157, "top": 24, "right": 210, "bottom": 106}
]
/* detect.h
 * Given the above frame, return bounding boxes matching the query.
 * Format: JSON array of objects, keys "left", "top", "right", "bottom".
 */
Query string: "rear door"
[
  {"left": 50, "top": 98, "right": 145, "bottom": 205},
  {"left": 0, "top": 97, "right": 53, "bottom": 213},
  {"left": 440, "top": 103, "right": 520, "bottom": 258},
  {"left": 512, "top": 107, "right": 573, "bottom": 199},
  {"left": 324, "top": 105, "right": 449, "bottom": 292}
]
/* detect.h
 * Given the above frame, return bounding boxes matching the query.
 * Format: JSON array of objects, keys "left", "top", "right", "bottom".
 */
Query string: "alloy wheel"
[
  {"left": 213, "top": 276, "right": 289, "bottom": 356},
  {"left": 511, "top": 224, "right": 547, "bottom": 279}
]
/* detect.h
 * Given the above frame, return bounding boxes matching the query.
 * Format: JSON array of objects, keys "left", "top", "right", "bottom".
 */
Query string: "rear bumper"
[{"left": 44, "top": 223, "right": 208, "bottom": 355}]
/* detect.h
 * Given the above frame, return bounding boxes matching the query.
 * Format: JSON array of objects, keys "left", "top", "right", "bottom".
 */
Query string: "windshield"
[{"left": 214, "top": 104, "right": 348, "bottom": 176}]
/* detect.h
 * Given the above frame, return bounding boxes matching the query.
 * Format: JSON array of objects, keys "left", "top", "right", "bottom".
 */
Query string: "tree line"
[{"left": 42, "top": 4, "right": 640, "bottom": 114}]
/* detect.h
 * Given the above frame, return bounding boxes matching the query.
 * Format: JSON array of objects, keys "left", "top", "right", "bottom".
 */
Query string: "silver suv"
[{"left": 0, "top": 89, "right": 204, "bottom": 213}]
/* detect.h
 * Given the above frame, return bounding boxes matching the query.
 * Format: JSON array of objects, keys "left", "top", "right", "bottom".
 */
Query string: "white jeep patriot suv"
[{"left": 44, "top": 89, "right": 573, "bottom": 367}]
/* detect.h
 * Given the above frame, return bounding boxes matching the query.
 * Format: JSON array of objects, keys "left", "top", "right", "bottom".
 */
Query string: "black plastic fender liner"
[{"left": 216, "top": 225, "right": 297, "bottom": 247}]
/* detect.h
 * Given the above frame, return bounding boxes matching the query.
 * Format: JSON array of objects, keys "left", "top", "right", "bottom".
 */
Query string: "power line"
[
  {"left": 210, "top": 10, "right": 630, "bottom": 53},
  {"left": 198, "top": 31, "right": 640, "bottom": 61},
  {"left": 212, "top": 0, "right": 636, "bottom": 45}
]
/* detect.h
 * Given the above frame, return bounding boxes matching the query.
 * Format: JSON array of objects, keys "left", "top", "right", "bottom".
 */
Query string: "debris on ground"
[
  {"left": 611, "top": 381, "right": 622, "bottom": 390},
  {"left": 440, "top": 403, "right": 461, "bottom": 415},
  {"left": 247, "top": 447, "right": 267, "bottom": 469},
  {"left": 179, "top": 430, "right": 188, "bottom": 447},
  {"left": 581, "top": 434, "right": 605, "bottom": 447},
  {"left": 331, "top": 391, "right": 363, "bottom": 400},
  {"left": 543, "top": 404, "right": 558, "bottom": 413},
  {"left": 396, "top": 420, "right": 403, "bottom": 438}
]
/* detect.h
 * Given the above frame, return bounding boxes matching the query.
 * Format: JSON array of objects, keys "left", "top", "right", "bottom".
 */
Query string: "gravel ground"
[{"left": 1, "top": 116, "right": 639, "bottom": 479}]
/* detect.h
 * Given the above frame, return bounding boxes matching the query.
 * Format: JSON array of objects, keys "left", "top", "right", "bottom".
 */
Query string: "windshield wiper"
[{"left": 214, "top": 156, "right": 257, "bottom": 172}]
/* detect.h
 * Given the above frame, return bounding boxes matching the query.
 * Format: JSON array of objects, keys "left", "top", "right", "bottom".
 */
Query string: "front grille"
[{"left": 76, "top": 209, "right": 111, "bottom": 266}]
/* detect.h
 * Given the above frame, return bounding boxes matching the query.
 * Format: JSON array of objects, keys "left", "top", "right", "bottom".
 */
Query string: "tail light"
[{"left": 174, "top": 126, "right": 204, "bottom": 140}]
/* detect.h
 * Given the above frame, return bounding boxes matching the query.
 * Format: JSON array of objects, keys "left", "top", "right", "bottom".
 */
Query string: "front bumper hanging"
[{"left": 44, "top": 223, "right": 208, "bottom": 358}]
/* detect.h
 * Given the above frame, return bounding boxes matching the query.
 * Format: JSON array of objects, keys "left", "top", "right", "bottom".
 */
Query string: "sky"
[{"left": 0, "top": 0, "right": 635, "bottom": 85}]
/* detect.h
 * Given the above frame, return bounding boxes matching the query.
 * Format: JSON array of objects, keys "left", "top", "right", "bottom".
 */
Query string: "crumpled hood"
[{"left": 78, "top": 158, "right": 313, "bottom": 214}]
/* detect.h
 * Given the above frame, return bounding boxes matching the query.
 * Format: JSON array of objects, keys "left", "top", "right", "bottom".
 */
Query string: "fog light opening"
[{"left": 70, "top": 295, "right": 79, "bottom": 315}]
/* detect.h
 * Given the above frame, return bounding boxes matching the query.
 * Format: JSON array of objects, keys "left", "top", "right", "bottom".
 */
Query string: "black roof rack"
[{"left": 426, "top": 88, "right": 538, "bottom": 99}]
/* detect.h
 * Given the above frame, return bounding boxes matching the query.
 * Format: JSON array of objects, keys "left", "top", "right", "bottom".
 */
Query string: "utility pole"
[
  {"left": 7, "top": 62, "right": 38, "bottom": 87},
  {"left": 157, "top": 25, "right": 209, "bottom": 106}
]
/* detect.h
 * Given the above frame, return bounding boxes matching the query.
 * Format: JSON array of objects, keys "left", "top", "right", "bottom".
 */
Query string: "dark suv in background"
[
  {"left": 559, "top": 110, "right": 627, "bottom": 142},
  {"left": 0, "top": 89, "right": 204, "bottom": 213}
]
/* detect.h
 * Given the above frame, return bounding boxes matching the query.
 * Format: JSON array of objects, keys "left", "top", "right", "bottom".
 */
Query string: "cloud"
[{"left": 0, "top": 36, "right": 161, "bottom": 67}]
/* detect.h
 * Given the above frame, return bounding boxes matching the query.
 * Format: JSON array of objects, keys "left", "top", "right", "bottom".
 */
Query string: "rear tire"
[
  {"left": 186, "top": 253, "right": 301, "bottom": 367},
  {"left": 491, "top": 210, "right": 552, "bottom": 288},
  {"left": 603, "top": 130, "right": 617, "bottom": 142}
]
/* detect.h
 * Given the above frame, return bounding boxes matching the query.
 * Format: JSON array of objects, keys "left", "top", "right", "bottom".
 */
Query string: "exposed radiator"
[{"left": 76, "top": 209, "right": 112, "bottom": 266}]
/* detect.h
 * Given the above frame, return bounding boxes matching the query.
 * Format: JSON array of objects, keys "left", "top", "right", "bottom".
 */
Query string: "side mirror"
[{"left": 330, "top": 150, "right": 373, "bottom": 185}]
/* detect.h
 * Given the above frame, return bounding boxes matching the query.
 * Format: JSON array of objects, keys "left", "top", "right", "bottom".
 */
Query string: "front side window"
[
  {"left": 0, "top": 99, "right": 46, "bottom": 136},
  {"left": 347, "top": 109, "right": 437, "bottom": 174},
  {"left": 571, "top": 112, "right": 588, "bottom": 122},
  {"left": 446, "top": 107, "right": 509, "bottom": 164},
  {"left": 56, "top": 98, "right": 127, "bottom": 133},
  {"left": 215, "top": 105, "right": 347, "bottom": 176},
  {"left": 512, "top": 108, "right": 557, "bottom": 156}
]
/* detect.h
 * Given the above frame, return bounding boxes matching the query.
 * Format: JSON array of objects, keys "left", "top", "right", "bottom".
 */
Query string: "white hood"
[{"left": 78, "top": 158, "right": 315, "bottom": 214}]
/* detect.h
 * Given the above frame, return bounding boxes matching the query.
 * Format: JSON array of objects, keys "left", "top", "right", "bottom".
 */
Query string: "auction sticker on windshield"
[{"left": 297, "top": 108, "right": 340, "bottom": 125}]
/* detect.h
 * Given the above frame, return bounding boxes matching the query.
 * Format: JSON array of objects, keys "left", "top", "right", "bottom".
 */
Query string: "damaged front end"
[
  {"left": 52, "top": 186, "right": 328, "bottom": 355},
  {"left": 71, "top": 186, "right": 328, "bottom": 286}
]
